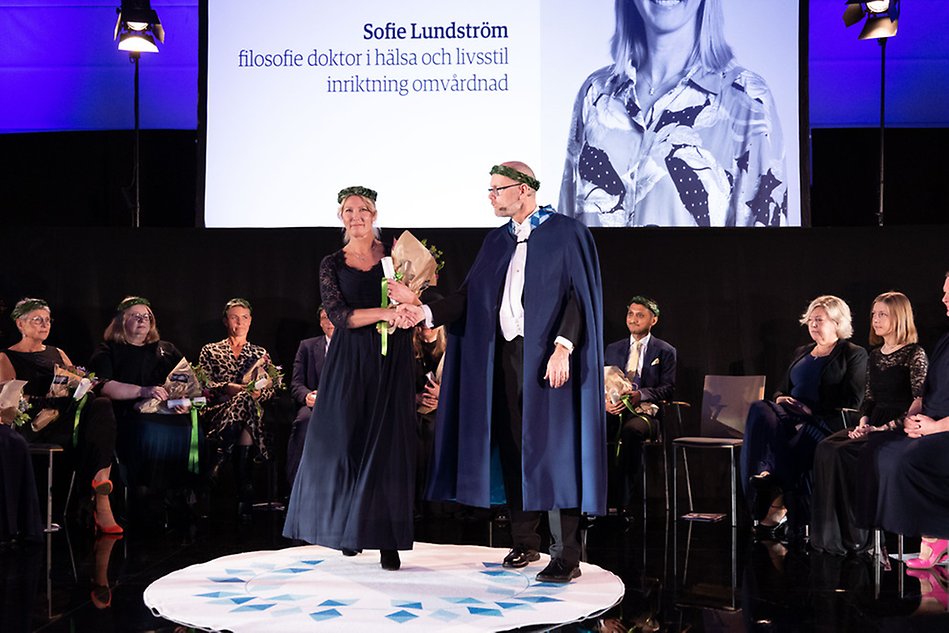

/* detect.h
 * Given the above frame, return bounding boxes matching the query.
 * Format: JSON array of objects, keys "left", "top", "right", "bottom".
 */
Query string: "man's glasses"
[
  {"left": 487, "top": 183, "right": 522, "bottom": 196},
  {"left": 127, "top": 313, "right": 153, "bottom": 324}
]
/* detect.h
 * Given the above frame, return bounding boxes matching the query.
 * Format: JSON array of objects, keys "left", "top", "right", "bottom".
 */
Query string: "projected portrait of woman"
[{"left": 559, "top": 0, "right": 787, "bottom": 227}]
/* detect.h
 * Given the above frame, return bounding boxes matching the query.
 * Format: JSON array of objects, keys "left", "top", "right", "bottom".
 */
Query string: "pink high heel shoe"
[
  {"left": 906, "top": 539, "right": 949, "bottom": 569},
  {"left": 906, "top": 567, "right": 949, "bottom": 609}
]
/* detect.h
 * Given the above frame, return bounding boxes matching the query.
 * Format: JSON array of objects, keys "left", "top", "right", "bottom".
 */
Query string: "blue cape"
[{"left": 428, "top": 213, "right": 606, "bottom": 514}]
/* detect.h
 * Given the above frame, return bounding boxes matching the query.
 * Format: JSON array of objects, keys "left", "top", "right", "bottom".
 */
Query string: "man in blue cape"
[{"left": 400, "top": 161, "right": 606, "bottom": 583}]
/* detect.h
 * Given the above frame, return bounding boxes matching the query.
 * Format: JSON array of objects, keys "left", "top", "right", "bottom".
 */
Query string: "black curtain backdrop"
[
  {"left": 3, "top": 129, "right": 948, "bottom": 228},
  {"left": 2, "top": 225, "right": 947, "bottom": 435}
]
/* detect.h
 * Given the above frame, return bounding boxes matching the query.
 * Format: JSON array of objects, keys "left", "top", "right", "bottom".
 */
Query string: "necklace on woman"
[
  {"left": 881, "top": 342, "right": 902, "bottom": 354},
  {"left": 642, "top": 68, "right": 686, "bottom": 96}
]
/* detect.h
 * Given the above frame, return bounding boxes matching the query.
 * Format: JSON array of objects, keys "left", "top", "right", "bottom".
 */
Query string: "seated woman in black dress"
[
  {"left": 283, "top": 186, "right": 416, "bottom": 571},
  {"left": 89, "top": 297, "right": 199, "bottom": 526},
  {"left": 860, "top": 273, "right": 949, "bottom": 577},
  {"left": 740, "top": 295, "right": 868, "bottom": 540},
  {"left": 199, "top": 298, "right": 274, "bottom": 517},
  {"left": 0, "top": 385, "right": 43, "bottom": 544},
  {"left": 810, "top": 291, "right": 927, "bottom": 555},
  {"left": 0, "top": 298, "right": 121, "bottom": 534}
]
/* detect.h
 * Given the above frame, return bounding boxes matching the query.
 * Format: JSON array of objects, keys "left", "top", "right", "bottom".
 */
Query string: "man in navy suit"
[
  {"left": 286, "top": 307, "right": 334, "bottom": 485},
  {"left": 604, "top": 296, "right": 676, "bottom": 516}
]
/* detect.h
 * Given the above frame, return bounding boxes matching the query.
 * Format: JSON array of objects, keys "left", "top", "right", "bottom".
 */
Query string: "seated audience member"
[
  {"left": 90, "top": 297, "right": 199, "bottom": 527},
  {"left": 604, "top": 296, "right": 676, "bottom": 517},
  {"left": 414, "top": 321, "right": 447, "bottom": 518},
  {"left": 859, "top": 273, "right": 949, "bottom": 576},
  {"left": 286, "top": 306, "right": 334, "bottom": 486},
  {"left": 811, "top": 292, "right": 927, "bottom": 555},
  {"left": 199, "top": 298, "right": 275, "bottom": 517},
  {"left": 0, "top": 298, "right": 120, "bottom": 534},
  {"left": 0, "top": 390, "right": 43, "bottom": 544},
  {"left": 741, "top": 295, "right": 867, "bottom": 541}
]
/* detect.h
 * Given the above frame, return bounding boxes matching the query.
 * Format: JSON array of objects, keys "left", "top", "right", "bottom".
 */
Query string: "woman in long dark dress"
[
  {"left": 283, "top": 186, "right": 416, "bottom": 571},
  {"left": 740, "top": 295, "right": 868, "bottom": 540},
  {"left": 859, "top": 274, "right": 949, "bottom": 574},
  {"left": 810, "top": 292, "right": 927, "bottom": 555},
  {"left": 0, "top": 298, "right": 120, "bottom": 534}
]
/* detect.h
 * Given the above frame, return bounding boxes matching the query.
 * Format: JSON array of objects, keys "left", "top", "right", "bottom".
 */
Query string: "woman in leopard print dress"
[{"left": 199, "top": 298, "right": 274, "bottom": 514}]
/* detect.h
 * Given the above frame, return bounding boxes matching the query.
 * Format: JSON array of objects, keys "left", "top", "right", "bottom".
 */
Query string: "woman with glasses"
[
  {"left": 89, "top": 296, "right": 200, "bottom": 529},
  {"left": 0, "top": 298, "right": 121, "bottom": 534},
  {"left": 740, "top": 295, "right": 868, "bottom": 542}
]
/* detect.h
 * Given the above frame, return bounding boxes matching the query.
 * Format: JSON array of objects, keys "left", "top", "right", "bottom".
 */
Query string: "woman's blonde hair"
[
  {"left": 610, "top": 0, "right": 734, "bottom": 80},
  {"left": 103, "top": 298, "right": 160, "bottom": 344},
  {"left": 869, "top": 291, "right": 918, "bottom": 347},
  {"left": 799, "top": 295, "right": 854, "bottom": 340},
  {"left": 337, "top": 194, "right": 381, "bottom": 244}
]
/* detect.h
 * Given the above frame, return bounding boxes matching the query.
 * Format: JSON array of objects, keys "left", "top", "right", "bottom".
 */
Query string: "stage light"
[
  {"left": 114, "top": 1, "right": 165, "bottom": 53},
  {"left": 843, "top": 1, "right": 900, "bottom": 40}
]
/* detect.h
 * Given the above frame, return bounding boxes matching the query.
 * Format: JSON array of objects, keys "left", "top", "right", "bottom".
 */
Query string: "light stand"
[
  {"left": 877, "top": 37, "right": 886, "bottom": 227},
  {"left": 843, "top": 1, "right": 900, "bottom": 227},
  {"left": 114, "top": 0, "right": 163, "bottom": 227},
  {"left": 132, "top": 51, "right": 141, "bottom": 228}
]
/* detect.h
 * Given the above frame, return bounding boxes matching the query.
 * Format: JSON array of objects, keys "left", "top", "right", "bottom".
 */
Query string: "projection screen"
[{"left": 203, "top": 0, "right": 802, "bottom": 228}]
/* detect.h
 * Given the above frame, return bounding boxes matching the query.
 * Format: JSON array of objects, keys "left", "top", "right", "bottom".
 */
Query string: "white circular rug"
[{"left": 143, "top": 542, "right": 624, "bottom": 632}]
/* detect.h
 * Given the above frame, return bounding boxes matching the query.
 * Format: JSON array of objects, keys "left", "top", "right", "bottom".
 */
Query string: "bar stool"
[{"left": 28, "top": 443, "right": 65, "bottom": 533}]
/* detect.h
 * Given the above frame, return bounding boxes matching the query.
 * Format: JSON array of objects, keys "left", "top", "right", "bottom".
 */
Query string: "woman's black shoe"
[
  {"left": 380, "top": 549, "right": 401, "bottom": 570},
  {"left": 754, "top": 516, "right": 789, "bottom": 542},
  {"left": 341, "top": 548, "right": 362, "bottom": 557}
]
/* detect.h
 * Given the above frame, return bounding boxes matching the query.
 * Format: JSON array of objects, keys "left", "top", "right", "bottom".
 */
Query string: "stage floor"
[{"left": 3, "top": 501, "right": 949, "bottom": 632}]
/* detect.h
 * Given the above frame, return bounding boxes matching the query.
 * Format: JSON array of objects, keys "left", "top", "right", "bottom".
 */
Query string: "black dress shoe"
[
  {"left": 535, "top": 558, "right": 581, "bottom": 583},
  {"left": 502, "top": 545, "right": 540, "bottom": 568},
  {"left": 380, "top": 549, "right": 401, "bottom": 570},
  {"left": 341, "top": 548, "right": 362, "bottom": 557}
]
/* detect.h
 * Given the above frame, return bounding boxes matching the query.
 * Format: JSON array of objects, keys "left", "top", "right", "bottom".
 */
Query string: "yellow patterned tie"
[{"left": 626, "top": 339, "right": 642, "bottom": 381}]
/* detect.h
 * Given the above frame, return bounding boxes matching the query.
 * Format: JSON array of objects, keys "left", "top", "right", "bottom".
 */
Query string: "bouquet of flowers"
[
  {"left": 136, "top": 357, "right": 207, "bottom": 414},
  {"left": 47, "top": 364, "right": 95, "bottom": 399},
  {"left": 604, "top": 365, "right": 658, "bottom": 416},
  {"left": 384, "top": 230, "right": 441, "bottom": 296},
  {"left": 240, "top": 354, "right": 284, "bottom": 393},
  {"left": 0, "top": 379, "right": 30, "bottom": 427},
  {"left": 604, "top": 366, "right": 635, "bottom": 412}
]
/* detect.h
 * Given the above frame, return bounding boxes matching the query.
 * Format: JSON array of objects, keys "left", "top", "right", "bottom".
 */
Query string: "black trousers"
[
  {"left": 493, "top": 336, "right": 581, "bottom": 566},
  {"left": 611, "top": 410, "right": 658, "bottom": 509}
]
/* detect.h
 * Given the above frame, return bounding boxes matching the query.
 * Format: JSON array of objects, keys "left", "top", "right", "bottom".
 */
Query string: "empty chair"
[{"left": 672, "top": 375, "right": 766, "bottom": 527}]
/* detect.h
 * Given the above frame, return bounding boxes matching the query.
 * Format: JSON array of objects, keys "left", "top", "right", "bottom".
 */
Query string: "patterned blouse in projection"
[{"left": 560, "top": 63, "right": 787, "bottom": 228}]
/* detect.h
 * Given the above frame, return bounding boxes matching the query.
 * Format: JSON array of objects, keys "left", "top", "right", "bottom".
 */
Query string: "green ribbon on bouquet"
[
  {"left": 612, "top": 396, "right": 653, "bottom": 460},
  {"left": 72, "top": 393, "right": 89, "bottom": 448},
  {"left": 188, "top": 399, "right": 206, "bottom": 474},
  {"left": 377, "top": 272, "right": 405, "bottom": 356},
  {"left": 378, "top": 278, "right": 390, "bottom": 356}
]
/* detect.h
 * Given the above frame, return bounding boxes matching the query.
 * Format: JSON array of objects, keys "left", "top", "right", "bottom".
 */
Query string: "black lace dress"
[
  {"left": 811, "top": 344, "right": 928, "bottom": 554},
  {"left": 283, "top": 250, "right": 416, "bottom": 551}
]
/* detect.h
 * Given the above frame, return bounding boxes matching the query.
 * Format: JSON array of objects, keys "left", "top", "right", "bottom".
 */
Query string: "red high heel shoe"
[
  {"left": 92, "top": 479, "right": 113, "bottom": 496},
  {"left": 94, "top": 512, "right": 124, "bottom": 535},
  {"left": 906, "top": 539, "right": 949, "bottom": 569}
]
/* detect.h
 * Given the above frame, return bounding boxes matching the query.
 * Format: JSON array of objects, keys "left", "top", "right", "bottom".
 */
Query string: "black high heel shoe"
[{"left": 380, "top": 549, "right": 401, "bottom": 570}]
